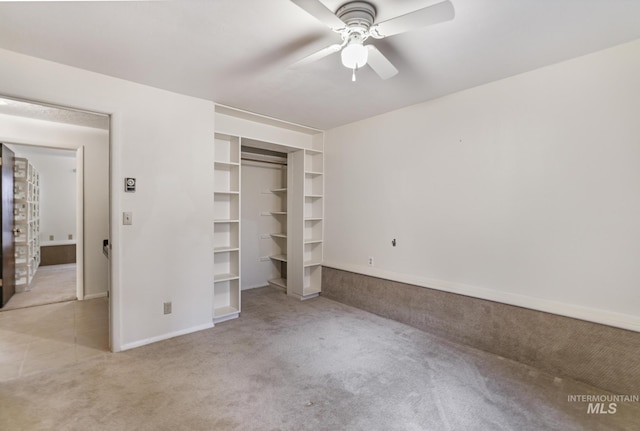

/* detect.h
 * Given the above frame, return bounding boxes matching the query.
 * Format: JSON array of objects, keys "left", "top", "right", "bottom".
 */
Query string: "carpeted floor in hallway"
[{"left": 0, "top": 286, "right": 638, "bottom": 430}]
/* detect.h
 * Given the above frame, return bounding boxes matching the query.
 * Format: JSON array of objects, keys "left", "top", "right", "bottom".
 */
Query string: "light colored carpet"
[
  {"left": 0, "top": 286, "right": 638, "bottom": 430},
  {"left": 2, "top": 264, "right": 76, "bottom": 311}
]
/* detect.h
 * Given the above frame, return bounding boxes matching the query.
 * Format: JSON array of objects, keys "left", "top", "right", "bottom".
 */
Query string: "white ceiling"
[{"left": 1, "top": 0, "right": 639, "bottom": 130}]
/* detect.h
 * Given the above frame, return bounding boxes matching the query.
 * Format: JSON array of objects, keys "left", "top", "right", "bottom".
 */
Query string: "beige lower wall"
[
  {"left": 41, "top": 244, "right": 76, "bottom": 266},
  {"left": 322, "top": 266, "right": 640, "bottom": 395}
]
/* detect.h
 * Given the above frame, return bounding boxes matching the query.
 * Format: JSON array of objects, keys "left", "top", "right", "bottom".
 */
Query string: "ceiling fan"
[{"left": 290, "top": 0, "right": 455, "bottom": 81}]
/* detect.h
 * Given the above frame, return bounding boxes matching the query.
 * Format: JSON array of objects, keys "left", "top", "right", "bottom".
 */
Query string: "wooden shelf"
[
  {"left": 305, "top": 171, "right": 323, "bottom": 176},
  {"left": 270, "top": 211, "right": 287, "bottom": 215},
  {"left": 214, "top": 160, "right": 240, "bottom": 167},
  {"left": 214, "top": 190, "right": 240, "bottom": 195},
  {"left": 304, "top": 239, "right": 322, "bottom": 244},
  {"left": 270, "top": 233, "right": 287, "bottom": 239},
  {"left": 214, "top": 273, "right": 239, "bottom": 282},
  {"left": 303, "top": 261, "right": 322, "bottom": 268},
  {"left": 305, "top": 194, "right": 323, "bottom": 199},
  {"left": 214, "top": 247, "right": 240, "bottom": 253},
  {"left": 271, "top": 188, "right": 287, "bottom": 193},
  {"left": 214, "top": 219, "right": 240, "bottom": 223},
  {"left": 270, "top": 254, "right": 288, "bottom": 262},
  {"left": 304, "top": 217, "right": 323, "bottom": 222}
]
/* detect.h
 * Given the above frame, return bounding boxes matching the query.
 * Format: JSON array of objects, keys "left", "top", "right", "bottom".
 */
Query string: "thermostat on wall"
[{"left": 124, "top": 177, "right": 136, "bottom": 192}]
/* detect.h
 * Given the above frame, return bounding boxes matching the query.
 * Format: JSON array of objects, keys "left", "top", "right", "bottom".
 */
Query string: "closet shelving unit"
[
  {"left": 14, "top": 157, "right": 40, "bottom": 292},
  {"left": 214, "top": 105, "right": 324, "bottom": 306},
  {"left": 287, "top": 148, "right": 324, "bottom": 300},
  {"left": 213, "top": 133, "right": 241, "bottom": 323},
  {"left": 302, "top": 149, "right": 324, "bottom": 297},
  {"left": 268, "top": 183, "right": 288, "bottom": 290}
]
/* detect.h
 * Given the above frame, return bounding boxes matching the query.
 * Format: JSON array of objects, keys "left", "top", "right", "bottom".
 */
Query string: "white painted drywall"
[
  {"left": 11, "top": 148, "right": 77, "bottom": 244},
  {"left": 1, "top": 115, "right": 109, "bottom": 299},
  {"left": 0, "top": 48, "right": 216, "bottom": 351},
  {"left": 241, "top": 161, "right": 287, "bottom": 290},
  {"left": 324, "top": 39, "right": 640, "bottom": 331},
  {"left": 216, "top": 111, "right": 321, "bottom": 151}
]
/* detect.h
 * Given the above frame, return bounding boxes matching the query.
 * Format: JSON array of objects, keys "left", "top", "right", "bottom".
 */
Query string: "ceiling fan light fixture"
[
  {"left": 290, "top": 0, "right": 455, "bottom": 80},
  {"left": 341, "top": 42, "right": 368, "bottom": 69}
]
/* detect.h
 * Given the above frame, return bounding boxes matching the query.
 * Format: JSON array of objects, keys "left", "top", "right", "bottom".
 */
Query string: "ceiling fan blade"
[
  {"left": 366, "top": 45, "right": 398, "bottom": 79},
  {"left": 290, "top": 0, "right": 346, "bottom": 30},
  {"left": 371, "top": 0, "right": 454, "bottom": 38},
  {"left": 292, "top": 44, "right": 343, "bottom": 68}
]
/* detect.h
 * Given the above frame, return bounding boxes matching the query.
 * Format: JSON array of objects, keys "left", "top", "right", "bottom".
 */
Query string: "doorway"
[
  {"left": 1, "top": 144, "right": 79, "bottom": 310},
  {"left": 0, "top": 96, "right": 111, "bottom": 378}
]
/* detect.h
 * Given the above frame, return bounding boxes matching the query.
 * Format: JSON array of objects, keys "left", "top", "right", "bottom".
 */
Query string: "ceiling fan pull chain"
[{"left": 352, "top": 65, "right": 359, "bottom": 82}]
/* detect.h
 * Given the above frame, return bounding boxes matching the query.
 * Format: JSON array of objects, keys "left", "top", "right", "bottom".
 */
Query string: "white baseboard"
[
  {"left": 119, "top": 322, "right": 214, "bottom": 352},
  {"left": 323, "top": 262, "right": 640, "bottom": 333}
]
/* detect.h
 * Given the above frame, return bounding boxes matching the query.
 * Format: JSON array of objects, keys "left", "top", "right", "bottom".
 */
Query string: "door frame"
[
  {"left": 1, "top": 142, "right": 87, "bottom": 301},
  {"left": 0, "top": 95, "right": 114, "bottom": 351},
  {"left": 76, "top": 146, "right": 85, "bottom": 300}
]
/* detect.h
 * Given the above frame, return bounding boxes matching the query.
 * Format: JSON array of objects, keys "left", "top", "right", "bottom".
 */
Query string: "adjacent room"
[
  {"left": 0, "top": 1, "right": 639, "bottom": 430},
  {"left": 0, "top": 99, "right": 111, "bottom": 383}
]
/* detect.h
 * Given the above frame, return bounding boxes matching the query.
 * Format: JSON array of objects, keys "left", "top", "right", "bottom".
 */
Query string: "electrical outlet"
[
  {"left": 123, "top": 212, "right": 133, "bottom": 225},
  {"left": 368, "top": 257, "right": 374, "bottom": 267},
  {"left": 163, "top": 301, "right": 172, "bottom": 315}
]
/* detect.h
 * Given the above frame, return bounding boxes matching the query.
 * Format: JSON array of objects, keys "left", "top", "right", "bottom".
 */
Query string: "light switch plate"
[{"left": 123, "top": 212, "right": 133, "bottom": 225}]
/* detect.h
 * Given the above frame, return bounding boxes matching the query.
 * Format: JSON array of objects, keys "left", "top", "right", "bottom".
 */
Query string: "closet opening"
[
  {"left": 240, "top": 146, "right": 288, "bottom": 292},
  {"left": 213, "top": 128, "right": 324, "bottom": 323}
]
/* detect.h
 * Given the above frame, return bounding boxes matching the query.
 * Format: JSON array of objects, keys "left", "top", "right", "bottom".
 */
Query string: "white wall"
[
  {"left": 1, "top": 115, "right": 109, "bottom": 298},
  {"left": 324, "top": 39, "right": 640, "bottom": 332},
  {"left": 12, "top": 148, "right": 77, "bottom": 244},
  {"left": 0, "top": 48, "right": 216, "bottom": 351}
]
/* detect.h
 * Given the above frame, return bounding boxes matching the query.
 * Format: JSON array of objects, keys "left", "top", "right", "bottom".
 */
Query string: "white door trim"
[{"left": 75, "top": 146, "right": 85, "bottom": 301}]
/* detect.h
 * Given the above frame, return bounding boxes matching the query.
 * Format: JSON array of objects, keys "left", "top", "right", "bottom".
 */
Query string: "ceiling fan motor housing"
[{"left": 336, "top": 1, "right": 377, "bottom": 32}]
